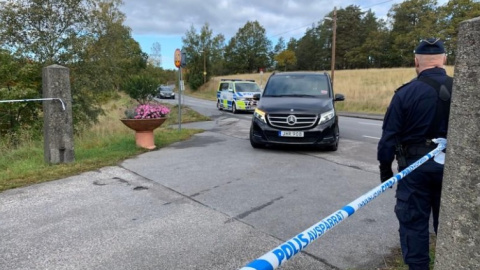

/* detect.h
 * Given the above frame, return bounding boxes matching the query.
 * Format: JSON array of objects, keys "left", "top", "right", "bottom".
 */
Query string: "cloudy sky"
[{"left": 119, "top": 0, "right": 406, "bottom": 69}]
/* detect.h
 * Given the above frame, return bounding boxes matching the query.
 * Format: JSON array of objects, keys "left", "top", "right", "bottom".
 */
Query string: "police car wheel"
[
  {"left": 232, "top": 102, "right": 237, "bottom": 114},
  {"left": 217, "top": 101, "right": 222, "bottom": 110}
]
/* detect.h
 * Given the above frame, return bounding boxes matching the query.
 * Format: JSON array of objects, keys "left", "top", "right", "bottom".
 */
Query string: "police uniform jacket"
[{"left": 377, "top": 67, "right": 449, "bottom": 165}]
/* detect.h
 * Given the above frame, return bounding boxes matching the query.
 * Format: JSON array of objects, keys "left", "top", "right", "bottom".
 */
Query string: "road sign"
[
  {"left": 174, "top": 49, "right": 181, "bottom": 68},
  {"left": 180, "top": 80, "right": 185, "bottom": 91},
  {"left": 181, "top": 50, "right": 187, "bottom": 68}
]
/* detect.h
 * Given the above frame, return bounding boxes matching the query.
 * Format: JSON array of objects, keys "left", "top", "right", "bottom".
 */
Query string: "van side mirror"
[
  {"left": 253, "top": 93, "right": 261, "bottom": 101},
  {"left": 334, "top": 93, "right": 345, "bottom": 102}
]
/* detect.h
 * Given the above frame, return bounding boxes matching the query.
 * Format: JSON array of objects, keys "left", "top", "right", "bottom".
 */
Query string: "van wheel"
[
  {"left": 250, "top": 128, "right": 264, "bottom": 148},
  {"left": 327, "top": 140, "right": 339, "bottom": 151},
  {"left": 232, "top": 102, "right": 237, "bottom": 114},
  {"left": 217, "top": 100, "right": 222, "bottom": 110},
  {"left": 326, "top": 126, "right": 339, "bottom": 151}
]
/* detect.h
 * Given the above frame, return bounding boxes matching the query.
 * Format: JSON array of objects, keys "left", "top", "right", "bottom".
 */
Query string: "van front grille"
[{"left": 267, "top": 114, "right": 318, "bottom": 130}]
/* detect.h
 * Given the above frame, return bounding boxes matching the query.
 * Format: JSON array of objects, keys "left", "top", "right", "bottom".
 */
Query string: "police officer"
[{"left": 377, "top": 38, "right": 452, "bottom": 270}]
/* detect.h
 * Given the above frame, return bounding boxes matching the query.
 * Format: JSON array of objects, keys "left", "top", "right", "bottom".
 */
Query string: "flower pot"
[{"left": 120, "top": 118, "right": 167, "bottom": 150}]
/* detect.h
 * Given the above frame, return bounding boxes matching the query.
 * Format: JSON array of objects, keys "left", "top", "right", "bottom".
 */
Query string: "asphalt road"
[{"left": 0, "top": 95, "right": 400, "bottom": 270}]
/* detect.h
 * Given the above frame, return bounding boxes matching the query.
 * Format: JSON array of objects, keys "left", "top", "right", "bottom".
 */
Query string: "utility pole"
[
  {"left": 200, "top": 49, "right": 206, "bottom": 84},
  {"left": 331, "top": 7, "right": 337, "bottom": 88},
  {"left": 203, "top": 49, "right": 206, "bottom": 84},
  {"left": 324, "top": 7, "right": 337, "bottom": 87}
]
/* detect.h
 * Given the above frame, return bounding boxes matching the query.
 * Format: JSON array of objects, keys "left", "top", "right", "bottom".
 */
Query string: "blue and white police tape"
[{"left": 240, "top": 138, "right": 447, "bottom": 270}]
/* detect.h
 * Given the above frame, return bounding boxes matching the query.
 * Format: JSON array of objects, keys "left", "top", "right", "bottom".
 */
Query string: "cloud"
[
  {"left": 119, "top": 0, "right": 413, "bottom": 69},
  {"left": 120, "top": 0, "right": 398, "bottom": 40}
]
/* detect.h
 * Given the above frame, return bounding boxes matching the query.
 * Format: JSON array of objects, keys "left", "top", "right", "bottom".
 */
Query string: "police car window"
[
  {"left": 220, "top": 83, "right": 229, "bottom": 90},
  {"left": 236, "top": 83, "right": 261, "bottom": 93},
  {"left": 264, "top": 75, "right": 330, "bottom": 97}
]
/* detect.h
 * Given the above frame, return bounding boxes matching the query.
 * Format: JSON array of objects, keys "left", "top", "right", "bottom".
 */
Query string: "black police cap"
[{"left": 414, "top": 38, "right": 445, "bottom": 54}]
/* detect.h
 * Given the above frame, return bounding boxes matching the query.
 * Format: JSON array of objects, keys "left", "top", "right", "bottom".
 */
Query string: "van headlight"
[
  {"left": 318, "top": 109, "right": 335, "bottom": 125},
  {"left": 254, "top": 108, "right": 267, "bottom": 123}
]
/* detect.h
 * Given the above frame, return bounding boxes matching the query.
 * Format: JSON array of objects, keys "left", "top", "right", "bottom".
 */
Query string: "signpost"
[
  {"left": 174, "top": 49, "right": 182, "bottom": 131},
  {"left": 259, "top": 68, "right": 264, "bottom": 88}
]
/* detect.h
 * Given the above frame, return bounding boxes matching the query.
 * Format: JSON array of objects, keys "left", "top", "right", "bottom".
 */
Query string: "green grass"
[
  {"left": 0, "top": 95, "right": 210, "bottom": 192},
  {"left": 370, "top": 234, "right": 437, "bottom": 270},
  {"left": 0, "top": 128, "right": 203, "bottom": 192}
]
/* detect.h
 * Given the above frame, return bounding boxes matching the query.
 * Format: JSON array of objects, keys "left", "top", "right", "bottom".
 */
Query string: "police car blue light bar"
[{"left": 240, "top": 138, "right": 447, "bottom": 270}]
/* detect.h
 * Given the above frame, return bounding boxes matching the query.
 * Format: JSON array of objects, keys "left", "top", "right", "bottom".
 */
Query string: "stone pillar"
[
  {"left": 43, "top": 65, "right": 75, "bottom": 164},
  {"left": 434, "top": 17, "right": 480, "bottom": 269}
]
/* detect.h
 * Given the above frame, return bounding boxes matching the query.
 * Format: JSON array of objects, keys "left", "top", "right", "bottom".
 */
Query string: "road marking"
[
  {"left": 359, "top": 122, "right": 382, "bottom": 126},
  {"left": 363, "top": 135, "right": 380, "bottom": 140}
]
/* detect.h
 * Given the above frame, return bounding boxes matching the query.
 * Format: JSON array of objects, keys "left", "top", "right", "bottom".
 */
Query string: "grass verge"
[
  {"left": 374, "top": 234, "right": 437, "bottom": 270},
  {"left": 0, "top": 96, "right": 210, "bottom": 193}
]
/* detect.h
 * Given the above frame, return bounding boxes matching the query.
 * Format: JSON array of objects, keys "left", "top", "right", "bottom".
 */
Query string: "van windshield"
[
  {"left": 235, "top": 83, "right": 261, "bottom": 93},
  {"left": 263, "top": 75, "right": 331, "bottom": 98}
]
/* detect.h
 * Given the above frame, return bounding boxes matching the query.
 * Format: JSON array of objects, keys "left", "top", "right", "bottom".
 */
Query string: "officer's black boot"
[{"left": 408, "top": 262, "right": 429, "bottom": 270}]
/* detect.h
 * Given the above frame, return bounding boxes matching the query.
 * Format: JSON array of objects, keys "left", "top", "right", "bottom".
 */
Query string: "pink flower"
[{"left": 133, "top": 104, "right": 170, "bottom": 119}]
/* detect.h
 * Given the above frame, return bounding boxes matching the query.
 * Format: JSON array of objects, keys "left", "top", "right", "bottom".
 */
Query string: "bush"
[
  {"left": 187, "top": 71, "right": 204, "bottom": 91},
  {"left": 122, "top": 75, "right": 160, "bottom": 104}
]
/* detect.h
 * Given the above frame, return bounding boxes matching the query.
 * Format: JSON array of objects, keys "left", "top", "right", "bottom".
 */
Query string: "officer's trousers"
[{"left": 395, "top": 158, "right": 444, "bottom": 270}]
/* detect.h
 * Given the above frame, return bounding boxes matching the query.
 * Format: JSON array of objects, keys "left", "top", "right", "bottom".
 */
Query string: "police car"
[{"left": 216, "top": 79, "right": 262, "bottom": 113}]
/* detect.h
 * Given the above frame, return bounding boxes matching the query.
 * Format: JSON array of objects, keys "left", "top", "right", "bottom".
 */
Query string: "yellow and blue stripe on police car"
[{"left": 218, "top": 92, "right": 257, "bottom": 110}]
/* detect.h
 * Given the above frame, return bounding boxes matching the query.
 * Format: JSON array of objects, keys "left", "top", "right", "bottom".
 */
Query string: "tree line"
[{"left": 182, "top": 0, "right": 480, "bottom": 90}]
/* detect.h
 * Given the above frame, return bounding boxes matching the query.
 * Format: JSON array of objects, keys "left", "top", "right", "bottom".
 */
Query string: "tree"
[
  {"left": 224, "top": 21, "right": 272, "bottom": 74},
  {"left": 149, "top": 42, "right": 162, "bottom": 67},
  {"left": 0, "top": 50, "right": 42, "bottom": 139},
  {"left": 0, "top": 0, "right": 149, "bottom": 135},
  {"left": 181, "top": 23, "right": 225, "bottom": 90},
  {"left": 271, "top": 37, "right": 286, "bottom": 70},
  {"left": 334, "top": 5, "right": 365, "bottom": 69},
  {"left": 295, "top": 21, "right": 330, "bottom": 71},
  {"left": 68, "top": 0, "right": 147, "bottom": 131},
  {"left": 438, "top": 0, "right": 480, "bottom": 64},
  {"left": 296, "top": 27, "right": 318, "bottom": 70},
  {"left": 286, "top": 38, "right": 298, "bottom": 52},
  {"left": 344, "top": 10, "right": 389, "bottom": 68},
  {"left": 273, "top": 37, "right": 286, "bottom": 54},
  {"left": 355, "top": 24, "right": 393, "bottom": 68},
  {"left": 388, "top": 0, "right": 440, "bottom": 66},
  {"left": 78, "top": 0, "right": 147, "bottom": 92},
  {"left": 209, "top": 32, "right": 226, "bottom": 76},
  {"left": 0, "top": 0, "right": 94, "bottom": 65},
  {"left": 275, "top": 50, "right": 297, "bottom": 71}
]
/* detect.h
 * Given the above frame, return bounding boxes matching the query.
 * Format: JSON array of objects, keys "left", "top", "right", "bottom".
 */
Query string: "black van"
[{"left": 249, "top": 72, "right": 345, "bottom": 150}]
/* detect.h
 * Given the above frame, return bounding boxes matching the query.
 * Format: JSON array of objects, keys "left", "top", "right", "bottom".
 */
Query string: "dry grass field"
[{"left": 188, "top": 66, "right": 455, "bottom": 114}]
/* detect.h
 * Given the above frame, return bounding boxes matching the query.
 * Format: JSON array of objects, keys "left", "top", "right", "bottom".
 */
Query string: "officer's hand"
[{"left": 379, "top": 163, "right": 393, "bottom": 183}]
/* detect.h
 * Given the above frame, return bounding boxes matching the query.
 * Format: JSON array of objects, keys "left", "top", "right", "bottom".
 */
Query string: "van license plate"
[{"left": 279, "top": 131, "right": 304, "bottom": 137}]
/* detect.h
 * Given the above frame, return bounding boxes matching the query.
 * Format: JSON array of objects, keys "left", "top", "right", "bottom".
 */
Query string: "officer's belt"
[{"left": 405, "top": 143, "right": 437, "bottom": 157}]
